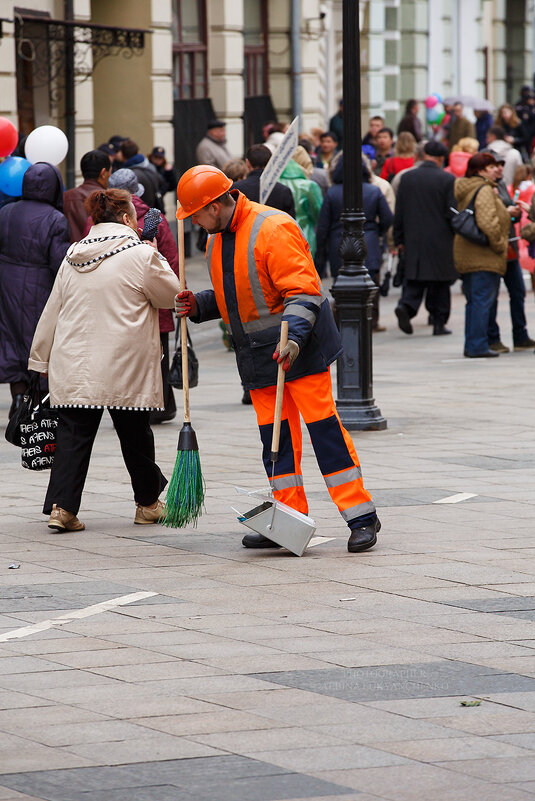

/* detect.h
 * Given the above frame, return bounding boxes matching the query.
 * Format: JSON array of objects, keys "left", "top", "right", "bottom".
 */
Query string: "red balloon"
[{"left": 0, "top": 117, "right": 18, "bottom": 158}]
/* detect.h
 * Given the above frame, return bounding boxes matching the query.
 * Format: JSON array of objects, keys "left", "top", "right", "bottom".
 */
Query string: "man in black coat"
[
  {"left": 233, "top": 145, "right": 295, "bottom": 218},
  {"left": 393, "top": 140, "right": 456, "bottom": 336}
]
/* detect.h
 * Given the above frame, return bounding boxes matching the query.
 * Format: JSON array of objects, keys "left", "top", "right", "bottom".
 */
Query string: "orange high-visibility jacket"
[{"left": 193, "top": 191, "right": 342, "bottom": 390}]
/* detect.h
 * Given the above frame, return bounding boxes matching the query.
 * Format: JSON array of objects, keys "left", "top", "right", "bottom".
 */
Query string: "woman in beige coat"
[
  {"left": 29, "top": 188, "right": 181, "bottom": 532},
  {"left": 454, "top": 152, "right": 511, "bottom": 358}
]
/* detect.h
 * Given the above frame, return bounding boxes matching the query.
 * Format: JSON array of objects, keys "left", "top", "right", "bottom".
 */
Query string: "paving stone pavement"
[{"left": 1, "top": 258, "right": 535, "bottom": 801}]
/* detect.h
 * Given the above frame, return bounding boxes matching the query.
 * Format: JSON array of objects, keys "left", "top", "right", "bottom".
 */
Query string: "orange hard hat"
[{"left": 176, "top": 165, "right": 233, "bottom": 220}]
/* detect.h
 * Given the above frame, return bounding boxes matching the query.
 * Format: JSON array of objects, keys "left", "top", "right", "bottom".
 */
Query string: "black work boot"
[
  {"left": 242, "top": 533, "right": 281, "bottom": 549},
  {"left": 347, "top": 518, "right": 381, "bottom": 553}
]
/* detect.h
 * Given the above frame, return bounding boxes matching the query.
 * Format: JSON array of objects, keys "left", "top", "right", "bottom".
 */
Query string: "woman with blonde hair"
[
  {"left": 380, "top": 131, "right": 416, "bottom": 181},
  {"left": 445, "top": 137, "right": 480, "bottom": 177}
]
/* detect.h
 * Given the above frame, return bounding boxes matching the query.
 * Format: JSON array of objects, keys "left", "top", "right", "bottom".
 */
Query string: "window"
[
  {"left": 172, "top": 0, "right": 207, "bottom": 99},
  {"left": 244, "top": 0, "right": 268, "bottom": 97}
]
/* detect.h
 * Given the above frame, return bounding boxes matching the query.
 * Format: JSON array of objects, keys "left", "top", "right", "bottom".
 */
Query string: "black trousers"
[
  {"left": 43, "top": 408, "right": 167, "bottom": 515},
  {"left": 400, "top": 279, "right": 451, "bottom": 326}
]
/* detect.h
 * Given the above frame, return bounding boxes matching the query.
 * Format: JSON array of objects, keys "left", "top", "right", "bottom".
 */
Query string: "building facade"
[{"left": 0, "top": 0, "right": 532, "bottom": 184}]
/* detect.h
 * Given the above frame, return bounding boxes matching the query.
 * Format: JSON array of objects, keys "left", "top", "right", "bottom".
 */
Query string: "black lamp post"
[{"left": 330, "top": 0, "right": 386, "bottom": 431}]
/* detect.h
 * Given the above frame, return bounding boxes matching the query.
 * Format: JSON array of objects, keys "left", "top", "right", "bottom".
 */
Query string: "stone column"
[
  {"left": 151, "top": 0, "right": 175, "bottom": 159},
  {"left": 208, "top": 0, "right": 244, "bottom": 156},
  {"left": 399, "top": 0, "right": 428, "bottom": 122},
  {"left": 0, "top": 19, "right": 17, "bottom": 124}
]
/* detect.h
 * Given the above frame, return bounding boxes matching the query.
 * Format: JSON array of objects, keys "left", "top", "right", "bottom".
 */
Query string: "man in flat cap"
[
  {"left": 394, "top": 140, "right": 457, "bottom": 337},
  {"left": 195, "top": 120, "right": 234, "bottom": 170}
]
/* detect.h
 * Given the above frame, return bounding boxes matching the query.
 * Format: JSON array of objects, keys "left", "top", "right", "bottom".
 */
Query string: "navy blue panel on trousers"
[
  {"left": 306, "top": 414, "right": 355, "bottom": 475},
  {"left": 258, "top": 419, "right": 295, "bottom": 475}
]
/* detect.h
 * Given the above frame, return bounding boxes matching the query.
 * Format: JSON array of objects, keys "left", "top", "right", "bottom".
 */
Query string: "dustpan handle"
[{"left": 270, "top": 320, "right": 288, "bottom": 462}]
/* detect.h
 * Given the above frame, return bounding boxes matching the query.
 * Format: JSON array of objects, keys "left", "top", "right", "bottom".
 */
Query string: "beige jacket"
[
  {"left": 453, "top": 177, "right": 510, "bottom": 276},
  {"left": 195, "top": 135, "right": 233, "bottom": 170},
  {"left": 28, "top": 223, "right": 181, "bottom": 409}
]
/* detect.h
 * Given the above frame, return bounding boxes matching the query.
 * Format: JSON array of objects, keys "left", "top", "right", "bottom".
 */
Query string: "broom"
[{"left": 160, "top": 217, "right": 205, "bottom": 527}]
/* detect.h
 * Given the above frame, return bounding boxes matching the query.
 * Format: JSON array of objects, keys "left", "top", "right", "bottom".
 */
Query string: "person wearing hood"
[
  {"left": 453, "top": 153, "right": 511, "bottom": 358},
  {"left": 28, "top": 188, "right": 181, "bottom": 533},
  {"left": 316, "top": 157, "right": 393, "bottom": 329},
  {"left": 83, "top": 168, "right": 181, "bottom": 423},
  {"left": 119, "top": 139, "right": 165, "bottom": 211},
  {"left": 0, "top": 162, "right": 70, "bottom": 418},
  {"left": 278, "top": 157, "right": 323, "bottom": 257},
  {"left": 484, "top": 126, "right": 523, "bottom": 186}
]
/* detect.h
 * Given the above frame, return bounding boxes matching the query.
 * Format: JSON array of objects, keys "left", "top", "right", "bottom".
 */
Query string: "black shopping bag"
[{"left": 5, "top": 374, "right": 58, "bottom": 470}]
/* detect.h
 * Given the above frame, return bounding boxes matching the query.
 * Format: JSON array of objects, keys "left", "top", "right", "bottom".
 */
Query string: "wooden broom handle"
[
  {"left": 271, "top": 320, "right": 288, "bottom": 456},
  {"left": 177, "top": 217, "right": 190, "bottom": 423}
]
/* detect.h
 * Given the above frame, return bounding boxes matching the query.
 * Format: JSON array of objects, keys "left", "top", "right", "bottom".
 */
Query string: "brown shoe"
[
  {"left": 372, "top": 324, "right": 386, "bottom": 333},
  {"left": 489, "top": 341, "right": 510, "bottom": 353},
  {"left": 48, "top": 504, "right": 85, "bottom": 532},
  {"left": 134, "top": 499, "right": 165, "bottom": 525}
]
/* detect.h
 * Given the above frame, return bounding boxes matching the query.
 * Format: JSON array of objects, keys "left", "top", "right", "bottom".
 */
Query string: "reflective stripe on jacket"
[{"left": 193, "top": 191, "right": 342, "bottom": 390}]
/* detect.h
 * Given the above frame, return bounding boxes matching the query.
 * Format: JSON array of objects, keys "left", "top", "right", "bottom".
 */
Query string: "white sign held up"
[{"left": 259, "top": 116, "right": 299, "bottom": 205}]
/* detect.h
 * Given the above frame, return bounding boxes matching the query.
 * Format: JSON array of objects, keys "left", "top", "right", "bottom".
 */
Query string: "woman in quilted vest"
[{"left": 453, "top": 153, "right": 512, "bottom": 358}]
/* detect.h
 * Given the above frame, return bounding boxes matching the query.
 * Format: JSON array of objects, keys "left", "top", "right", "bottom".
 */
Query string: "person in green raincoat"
[{"left": 278, "top": 151, "right": 323, "bottom": 258}]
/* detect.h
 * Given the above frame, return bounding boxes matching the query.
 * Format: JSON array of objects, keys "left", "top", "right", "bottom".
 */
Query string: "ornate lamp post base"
[
  {"left": 332, "top": 0, "right": 386, "bottom": 432},
  {"left": 331, "top": 269, "right": 387, "bottom": 432}
]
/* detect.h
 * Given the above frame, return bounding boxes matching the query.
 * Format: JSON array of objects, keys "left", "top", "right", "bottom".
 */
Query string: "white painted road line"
[
  {"left": 433, "top": 492, "right": 478, "bottom": 505},
  {"left": 308, "top": 536, "right": 337, "bottom": 547},
  {"left": 0, "top": 591, "right": 157, "bottom": 642}
]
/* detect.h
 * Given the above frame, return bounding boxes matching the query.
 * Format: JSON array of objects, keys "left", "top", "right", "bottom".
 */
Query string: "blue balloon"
[
  {"left": 433, "top": 92, "right": 443, "bottom": 104},
  {"left": 0, "top": 156, "right": 31, "bottom": 196}
]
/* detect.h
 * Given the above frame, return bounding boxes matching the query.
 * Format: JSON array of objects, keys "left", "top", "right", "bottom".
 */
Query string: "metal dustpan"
[
  {"left": 231, "top": 321, "right": 316, "bottom": 557},
  {"left": 233, "top": 487, "right": 316, "bottom": 557}
]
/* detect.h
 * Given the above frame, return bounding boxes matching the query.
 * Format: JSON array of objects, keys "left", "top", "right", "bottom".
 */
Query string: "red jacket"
[
  {"left": 83, "top": 195, "right": 179, "bottom": 332},
  {"left": 380, "top": 156, "right": 415, "bottom": 181}
]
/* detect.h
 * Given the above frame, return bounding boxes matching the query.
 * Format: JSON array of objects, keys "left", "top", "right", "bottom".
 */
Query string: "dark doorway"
[{"left": 243, "top": 95, "right": 277, "bottom": 151}]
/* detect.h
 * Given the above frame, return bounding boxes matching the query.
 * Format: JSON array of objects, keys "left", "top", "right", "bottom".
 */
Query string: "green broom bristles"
[{"left": 160, "top": 448, "right": 205, "bottom": 528}]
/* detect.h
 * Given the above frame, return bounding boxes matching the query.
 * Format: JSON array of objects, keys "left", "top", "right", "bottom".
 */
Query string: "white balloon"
[{"left": 25, "top": 125, "right": 69, "bottom": 166}]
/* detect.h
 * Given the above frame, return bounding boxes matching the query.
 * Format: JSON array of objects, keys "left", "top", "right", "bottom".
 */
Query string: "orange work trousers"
[{"left": 250, "top": 370, "right": 375, "bottom": 528}]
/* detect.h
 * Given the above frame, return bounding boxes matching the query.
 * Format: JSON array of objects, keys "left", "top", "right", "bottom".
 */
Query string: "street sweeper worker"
[{"left": 175, "top": 165, "right": 380, "bottom": 553}]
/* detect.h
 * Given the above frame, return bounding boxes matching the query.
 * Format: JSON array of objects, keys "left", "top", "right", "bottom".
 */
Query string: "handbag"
[
  {"left": 169, "top": 324, "right": 199, "bottom": 389},
  {"left": 392, "top": 251, "right": 405, "bottom": 287},
  {"left": 520, "top": 221, "right": 535, "bottom": 243},
  {"left": 450, "top": 185, "right": 488, "bottom": 246},
  {"left": 5, "top": 374, "right": 58, "bottom": 470}
]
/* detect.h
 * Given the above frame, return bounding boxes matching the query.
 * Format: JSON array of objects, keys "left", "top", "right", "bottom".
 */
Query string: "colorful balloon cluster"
[
  {"left": 425, "top": 93, "right": 446, "bottom": 125},
  {"left": 0, "top": 119, "right": 68, "bottom": 196}
]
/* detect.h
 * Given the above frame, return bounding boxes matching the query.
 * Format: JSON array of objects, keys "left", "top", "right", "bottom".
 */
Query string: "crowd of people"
[
  {"left": 198, "top": 87, "right": 535, "bottom": 358},
  {"left": 2, "top": 88, "right": 535, "bottom": 536}
]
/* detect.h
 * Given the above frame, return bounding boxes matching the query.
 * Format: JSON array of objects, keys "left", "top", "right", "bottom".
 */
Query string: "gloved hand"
[
  {"left": 175, "top": 290, "right": 197, "bottom": 318},
  {"left": 273, "top": 339, "right": 300, "bottom": 372}
]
